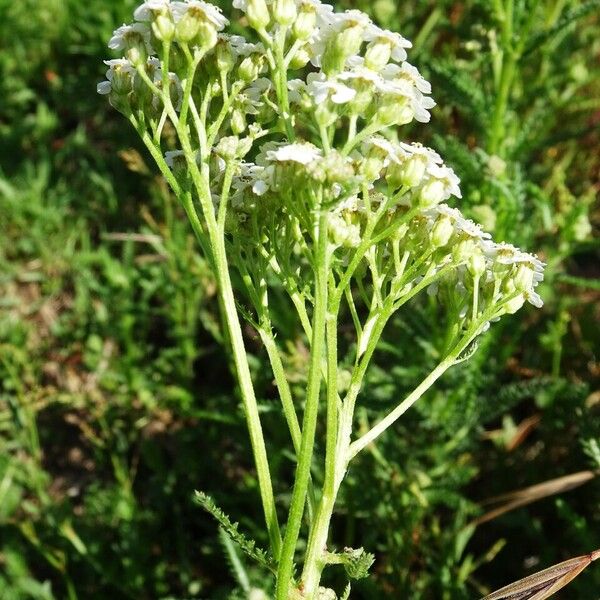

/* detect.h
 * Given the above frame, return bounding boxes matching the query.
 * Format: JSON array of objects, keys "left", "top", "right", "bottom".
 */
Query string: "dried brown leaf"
[{"left": 481, "top": 549, "right": 600, "bottom": 600}]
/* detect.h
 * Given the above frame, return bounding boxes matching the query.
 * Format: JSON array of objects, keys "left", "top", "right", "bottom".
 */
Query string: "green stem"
[
  {"left": 132, "top": 75, "right": 282, "bottom": 556},
  {"left": 274, "top": 26, "right": 295, "bottom": 141},
  {"left": 258, "top": 324, "right": 317, "bottom": 522},
  {"left": 488, "top": 0, "right": 516, "bottom": 157},
  {"left": 275, "top": 210, "right": 329, "bottom": 600},
  {"left": 347, "top": 358, "right": 454, "bottom": 460},
  {"left": 301, "top": 283, "right": 341, "bottom": 596}
]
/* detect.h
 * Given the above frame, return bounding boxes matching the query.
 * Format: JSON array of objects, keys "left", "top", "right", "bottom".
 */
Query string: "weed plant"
[{"left": 0, "top": 1, "right": 598, "bottom": 599}]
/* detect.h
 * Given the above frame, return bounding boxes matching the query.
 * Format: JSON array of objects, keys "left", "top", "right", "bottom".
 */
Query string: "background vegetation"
[{"left": 0, "top": 0, "right": 598, "bottom": 598}]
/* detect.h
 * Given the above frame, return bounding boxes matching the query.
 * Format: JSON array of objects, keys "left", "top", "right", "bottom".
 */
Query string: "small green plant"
[{"left": 98, "top": 0, "right": 547, "bottom": 596}]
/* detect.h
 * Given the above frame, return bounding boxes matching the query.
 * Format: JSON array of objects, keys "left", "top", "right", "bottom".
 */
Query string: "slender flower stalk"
[{"left": 100, "top": 1, "right": 546, "bottom": 596}]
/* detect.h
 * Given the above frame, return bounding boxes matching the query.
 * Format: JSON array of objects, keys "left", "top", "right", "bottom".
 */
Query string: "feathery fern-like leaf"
[{"left": 194, "top": 491, "right": 276, "bottom": 574}]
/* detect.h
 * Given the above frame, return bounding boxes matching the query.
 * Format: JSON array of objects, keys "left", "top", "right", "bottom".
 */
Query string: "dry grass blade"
[
  {"left": 472, "top": 470, "right": 597, "bottom": 526},
  {"left": 480, "top": 549, "right": 600, "bottom": 600}
]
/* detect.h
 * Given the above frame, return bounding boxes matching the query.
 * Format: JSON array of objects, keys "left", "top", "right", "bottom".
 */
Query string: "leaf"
[
  {"left": 428, "top": 62, "right": 487, "bottom": 129},
  {"left": 523, "top": 0, "right": 600, "bottom": 56},
  {"left": 325, "top": 547, "right": 375, "bottom": 580},
  {"left": 194, "top": 491, "right": 276, "bottom": 573},
  {"left": 480, "top": 549, "right": 600, "bottom": 599}
]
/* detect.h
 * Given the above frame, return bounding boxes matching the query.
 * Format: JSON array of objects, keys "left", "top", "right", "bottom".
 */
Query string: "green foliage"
[{"left": 195, "top": 492, "right": 276, "bottom": 574}]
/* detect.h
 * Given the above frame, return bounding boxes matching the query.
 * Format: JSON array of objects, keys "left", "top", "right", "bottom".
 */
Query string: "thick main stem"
[{"left": 275, "top": 212, "right": 329, "bottom": 600}]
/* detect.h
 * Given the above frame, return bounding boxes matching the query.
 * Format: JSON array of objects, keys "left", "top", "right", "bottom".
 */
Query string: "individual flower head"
[
  {"left": 312, "top": 9, "right": 373, "bottom": 73},
  {"left": 386, "top": 142, "right": 442, "bottom": 189},
  {"left": 97, "top": 59, "right": 137, "bottom": 95},
  {"left": 134, "top": 0, "right": 172, "bottom": 21},
  {"left": 233, "top": 0, "right": 270, "bottom": 31},
  {"left": 306, "top": 72, "right": 356, "bottom": 105},
  {"left": 363, "top": 25, "right": 412, "bottom": 70},
  {"left": 381, "top": 62, "right": 431, "bottom": 94},
  {"left": 171, "top": 1, "right": 229, "bottom": 30},
  {"left": 418, "top": 163, "right": 462, "bottom": 207},
  {"left": 109, "top": 22, "right": 154, "bottom": 56},
  {"left": 226, "top": 34, "right": 264, "bottom": 58},
  {"left": 266, "top": 142, "right": 323, "bottom": 165}
]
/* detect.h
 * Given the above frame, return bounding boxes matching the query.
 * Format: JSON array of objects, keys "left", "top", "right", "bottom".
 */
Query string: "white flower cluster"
[
  {"left": 279, "top": 4, "right": 435, "bottom": 124},
  {"left": 99, "top": 0, "right": 545, "bottom": 323}
]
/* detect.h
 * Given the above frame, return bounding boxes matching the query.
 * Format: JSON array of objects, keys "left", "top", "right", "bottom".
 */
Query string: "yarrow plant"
[{"left": 99, "top": 1, "right": 545, "bottom": 597}]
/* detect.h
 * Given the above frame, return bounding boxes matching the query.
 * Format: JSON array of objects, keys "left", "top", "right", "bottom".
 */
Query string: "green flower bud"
[
  {"left": 197, "top": 22, "right": 218, "bottom": 50},
  {"left": 419, "top": 179, "right": 445, "bottom": 208},
  {"left": 273, "top": 0, "right": 297, "bottom": 26},
  {"left": 452, "top": 239, "right": 478, "bottom": 263},
  {"left": 175, "top": 13, "right": 201, "bottom": 42},
  {"left": 216, "top": 40, "right": 235, "bottom": 73},
  {"left": 314, "top": 103, "right": 337, "bottom": 128},
  {"left": 238, "top": 55, "right": 261, "bottom": 82},
  {"left": 293, "top": 4, "right": 317, "bottom": 41},
  {"left": 126, "top": 45, "right": 147, "bottom": 67},
  {"left": 152, "top": 14, "right": 175, "bottom": 42},
  {"left": 513, "top": 264, "right": 534, "bottom": 292},
  {"left": 215, "top": 136, "right": 240, "bottom": 160},
  {"left": 322, "top": 24, "right": 365, "bottom": 74},
  {"left": 376, "top": 96, "right": 414, "bottom": 126},
  {"left": 362, "top": 156, "right": 384, "bottom": 181},
  {"left": 467, "top": 252, "right": 486, "bottom": 278},
  {"left": 364, "top": 40, "right": 392, "bottom": 71},
  {"left": 329, "top": 214, "right": 361, "bottom": 248},
  {"left": 288, "top": 47, "right": 311, "bottom": 70},
  {"left": 109, "top": 93, "right": 133, "bottom": 116},
  {"left": 387, "top": 155, "right": 427, "bottom": 189},
  {"left": 231, "top": 108, "right": 247, "bottom": 134},
  {"left": 246, "top": 0, "right": 270, "bottom": 31},
  {"left": 504, "top": 294, "right": 525, "bottom": 314},
  {"left": 337, "top": 24, "right": 365, "bottom": 58},
  {"left": 430, "top": 216, "right": 453, "bottom": 248}
]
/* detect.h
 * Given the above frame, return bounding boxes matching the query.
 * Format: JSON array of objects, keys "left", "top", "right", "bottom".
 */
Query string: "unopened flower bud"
[
  {"left": 314, "top": 103, "right": 336, "bottom": 128},
  {"left": 273, "top": 0, "right": 297, "bottom": 26},
  {"left": 197, "top": 22, "right": 218, "bottom": 50},
  {"left": 245, "top": 0, "right": 270, "bottom": 31},
  {"left": 364, "top": 40, "right": 392, "bottom": 71},
  {"left": 376, "top": 97, "right": 414, "bottom": 126},
  {"left": 329, "top": 215, "right": 361, "bottom": 248},
  {"left": 362, "top": 156, "right": 384, "bottom": 181},
  {"left": 387, "top": 155, "right": 427, "bottom": 189},
  {"left": 216, "top": 41, "right": 235, "bottom": 73},
  {"left": 419, "top": 179, "right": 445, "bottom": 207},
  {"left": 513, "top": 264, "right": 534, "bottom": 292},
  {"left": 289, "top": 47, "right": 311, "bottom": 70},
  {"left": 337, "top": 24, "right": 365, "bottom": 58},
  {"left": 322, "top": 24, "right": 365, "bottom": 74},
  {"left": 430, "top": 216, "right": 453, "bottom": 248},
  {"left": 126, "top": 46, "right": 146, "bottom": 67},
  {"left": 504, "top": 294, "right": 525, "bottom": 314},
  {"left": 238, "top": 56, "right": 261, "bottom": 82},
  {"left": 452, "top": 239, "right": 477, "bottom": 263},
  {"left": 231, "top": 108, "right": 247, "bottom": 134},
  {"left": 175, "top": 13, "right": 201, "bottom": 42},
  {"left": 152, "top": 14, "right": 175, "bottom": 42},
  {"left": 293, "top": 4, "right": 317, "bottom": 40},
  {"left": 215, "top": 136, "right": 240, "bottom": 160},
  {"left": 467, "top": 252, "right": 486, "bottom": 278}
]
